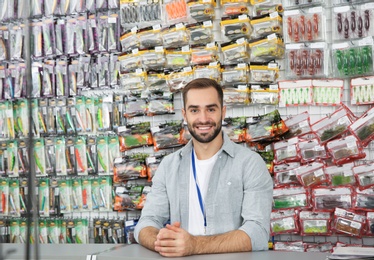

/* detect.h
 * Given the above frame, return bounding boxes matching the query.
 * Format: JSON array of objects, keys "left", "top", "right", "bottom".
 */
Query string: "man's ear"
[
  {"left": 182, "top": 108, "right": 187, "bottom": 122},
  {"left": 222, "top": 105, "right": 227, "bottom": 119}
]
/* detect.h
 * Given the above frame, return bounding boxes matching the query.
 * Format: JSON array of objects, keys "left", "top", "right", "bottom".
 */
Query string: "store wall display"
[{"left": 0, "top": 0, "right": 374, "bottom": 249}]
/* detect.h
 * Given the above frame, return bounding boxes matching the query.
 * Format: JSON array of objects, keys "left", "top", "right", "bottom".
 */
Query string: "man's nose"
[{"left": 199, "top": 110, "right": 209, "bottom": 122}]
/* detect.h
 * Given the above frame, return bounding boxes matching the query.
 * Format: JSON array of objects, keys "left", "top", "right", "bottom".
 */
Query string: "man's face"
[{"left": 182, "top": 87, "right": 226, "bottom": 144}]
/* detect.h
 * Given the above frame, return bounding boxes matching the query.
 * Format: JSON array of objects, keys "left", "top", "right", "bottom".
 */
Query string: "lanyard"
[{"left": 191, "top": 148, "right": 207, "bottom": 233}]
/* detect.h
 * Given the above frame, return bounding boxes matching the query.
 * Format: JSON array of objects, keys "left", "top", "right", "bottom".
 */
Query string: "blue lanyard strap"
[{"left": 191, "top": 148, "right": 207, "bottom": 231}]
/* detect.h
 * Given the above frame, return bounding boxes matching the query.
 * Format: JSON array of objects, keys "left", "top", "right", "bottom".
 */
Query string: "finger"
[
  {"left": 155, "top": 239, "right": 177, "bottom": 248},
  {"left": 159, "top": 251, "right": 183, "bottom": 257},
  {"left": 171, "top": 221, "right": 181, "bottom": 228},
  {"left": 165, "top": 224, "right": 181, "bottom": 232},
  {"left": 155, "top": 245, "right": 183, "bottom": 257},
  {"left": 157, "top": 229, "right": 178, "bottom": 240}
]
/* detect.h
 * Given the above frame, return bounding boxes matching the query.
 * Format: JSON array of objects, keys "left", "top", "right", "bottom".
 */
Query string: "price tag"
[
  {"left": 108, "top": 17, "right": 117, "bottom": 23},
  {"left": 269, "top": 12, "right": 279, "bottom": 18},
  {"left": 203, "top": 21, "right": 212, "bottom": 27},
  {"left": 117, "top": 126, "right": 127, "bottom": 133},
  {"left": 147, "top": 156, "right": 156, "bottom": 164},
  {"left": 350, "top": 221, "right": 361, "bottom": 229},
  {"left": 151, "top": 126, "right": 160, "bottom": 133},
  {"left": 314, "top": 169, "right": 324, "bottom": 177},
  {"left": 176, "top": 23, "right": 184, "bottom": 29},
  {"left": 155, "top": 46, "right": 164, "bottom": 52}
]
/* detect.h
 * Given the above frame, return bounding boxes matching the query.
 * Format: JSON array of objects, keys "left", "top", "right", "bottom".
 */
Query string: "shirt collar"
[{"left": 178, "top": 131, "right": 235, "bottom": 159}]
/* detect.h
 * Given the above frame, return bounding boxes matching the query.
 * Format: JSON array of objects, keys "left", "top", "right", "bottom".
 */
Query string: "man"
[{"left": 134, "top": 78, "right": 273, "bottom": 257}]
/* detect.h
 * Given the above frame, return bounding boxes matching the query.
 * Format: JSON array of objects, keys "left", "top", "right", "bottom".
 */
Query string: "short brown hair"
[{"left": 182, "top": 78, "right": 224, "bottom": 109}]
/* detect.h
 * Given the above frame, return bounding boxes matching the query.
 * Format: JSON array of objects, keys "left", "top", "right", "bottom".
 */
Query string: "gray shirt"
[{"left": 134, "top": 132, "right": 274, "bottom": 251}]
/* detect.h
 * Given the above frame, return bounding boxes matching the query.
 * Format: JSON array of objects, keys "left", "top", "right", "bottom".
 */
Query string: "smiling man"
[{"left": 134, "top": 78, "right": 273, "bottom": 257}]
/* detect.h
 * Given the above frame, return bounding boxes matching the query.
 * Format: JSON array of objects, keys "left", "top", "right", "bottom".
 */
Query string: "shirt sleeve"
[
  {"left": 239, "top": 152, "right": 273, "bottom": 251},
  {"left": 134, "top": 156, "right": 172, "bottom": 243}
]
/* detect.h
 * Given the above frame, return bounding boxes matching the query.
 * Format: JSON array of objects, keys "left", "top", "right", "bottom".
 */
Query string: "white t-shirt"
[{"left": 188, "top": 150, "right": 219, "bottom": 235}]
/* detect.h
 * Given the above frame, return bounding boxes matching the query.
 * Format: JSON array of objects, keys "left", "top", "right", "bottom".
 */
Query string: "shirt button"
[{"left": 227, "top": 182, "right": 231, "bottom": 185}]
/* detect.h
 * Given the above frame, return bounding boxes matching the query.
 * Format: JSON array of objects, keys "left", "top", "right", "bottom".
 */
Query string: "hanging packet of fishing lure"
[
  {"left": 251, "top": 12, "right": 283, "bottom": 39},
  {"left": 118, "top": 122, "right": 153, "bottom": 151},
  {"left": 270, "top": 209, "right": 299, "bottom": 236},
  {"left": 187, "top": 0, "right": 215, "bottom": 23},
  {"left": 151, "top": 120, "right": 184, "bottom": 151},
  {"left": 164, "top": 0, "right": 188, "bottom": 24},
  {"left": 75, "top": 136, "right": 88, "bottom": 176},
  {"left": 165, "top": 66, "right": 194, "bottom": 92},
  {"left": 120, "top": 0, "right": 141, "bottom": 28},
  {"left": 187, "top": 21, "right": 214, "bottom": 46},
  {"left": 190, "top": 42, "right": 218, "bottom": 65},
  {"left": 222, "top": 117, "right": 247, "bottom": 143},
  {"left": 326, "top": 135, "right": 366, "bottom": 165},
  {"left": 147, "top": 88, "right": 174, "bottom": 116},
  {"left": 249, "top": 84, "right": 279, "bottom": 105},
  {"left": 221, "top": 63, "right": 248, "bottom": 87},
  {"left": 311, "top": 105, "right": 355, "bottom": 144},
  {"left": 138, "top": 47, "right": 166, "bottom": 71},
  {"left": 113, "top": 154, "right": 147, "bottom": 183}
]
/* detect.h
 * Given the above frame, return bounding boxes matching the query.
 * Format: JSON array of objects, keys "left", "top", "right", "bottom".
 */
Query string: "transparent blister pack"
[
  {"left": 223, "top": 86, "right": 249, "bottom": 106},
  {"left": 311, "top": 106, "right": 354, "bottom": 144},
  {"left": 274, "top": 162, "right": 301, "bottom": 187},
  {"left": 326, "top": 135, "right": 366, "bottom": 165},
  {"left": 312, "top": 186, "right": 353, "bottom": 211},
  {"left": 251, "top": 12, "right": 282, "bottom": 39},
  {"left": 249, "top": 84, "right": 279, "bottom": 105},
  {"left": 325, "top": 163, "right": 356, "bottom": 187},
  {"left": 350, "top": 76, "right": 374, "bottom": 105},
  {"left": 285, "top": 43, "right": 328, "bottom": 78},
  {"left": 221, "top": 63, "right": 248, "bottom": 87},
  {"left": 270, "top": 209, "right": 299, "bottom": 236},
  {"left": 273, "top": 137, "right": 300, "bottom": 164},
  {"left": 295, "top": 162, "right": 327, "bottom": 188},
  {"left": 119, "top": 53, "right": 141, "bottom": 73},
  {"left": 332, "top": 40, "right": 374, "bottom": 78},
  {"left": 222, "top": 2, "right": 251, "bottom": 17},
  {"left": 188, "top": 1, "right": 215, "bottom": 22},
  {"left": 333, "top": 207, "right": 366, "bottom": 237},
  {"left": 221, "top": 15, "right": 252, "bottom": 42},
  {"left": 187, "top": 21, "right": 214, "bottom": 45},
  {"left": 138, "top": 24, "right": 163, "bottom": 49},
  {"left": 162, "top": 24, "right": 190, "bottom": 49},
  {"left": 273, "top": 186, "right": 309, "bottom": 210},
  {"left": 246, "top": 109, "right": 287, "bottom": 143},
  {"left": 165, "top": 47, "right": 191, "bottom": 69},
  {"left": 298, "top": 138, "right": 327, "bottom": 163},
  {"left": 352, "top": 163, "right": 374, "bottom": 190},
  {"left": 139, "top": 48, "right": 166, "bottom": 70},
  {"left": 248, "top": 34, "right": 284, "bottom": 62},
  {"left": 221, "top": 38, "right": 249, "bottom": 65},
  {"left": 284, "top": 8, "right": 325, "bottom": 43},
  {"left": 249, "top": 62, "right": 279, "bottom": 84},
  {"left": 193, "top": 63, "right": 221, "bottom": 82},
  {"left": 284, "top": 111, "right": 312, "bottom": 138},
  {"left": 282, "top": 0, "right": 324, "bottom": 9},
  {"left": 299, "top": 211, "right": 332, "bottom": 236},
  {"left": 166, "top": 67, "right": 194, "bottom": 92},
  {"left": 333, "top": 5, "right": 374, "bottom": 41},
  {"left": 252, "top": 2, "right": 283, "bottom": 17},
  {"left": 349, "top": 106, "right": 374, "bottom": 147},
  {"left": 354, "top": 187, "right": 374, "bottom": 211},
  {"left": 190, "top": 42, "right": 218, "bottom": 65}
]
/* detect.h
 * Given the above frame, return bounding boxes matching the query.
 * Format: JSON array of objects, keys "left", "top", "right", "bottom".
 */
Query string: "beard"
[{"left": 187, "top": 118, "right": 222, "bottom": 144}]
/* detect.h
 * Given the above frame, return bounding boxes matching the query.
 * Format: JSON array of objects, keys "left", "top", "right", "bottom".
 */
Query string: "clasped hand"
[{"left": 154, "top": 222, "right": 197, "bottom": 257}]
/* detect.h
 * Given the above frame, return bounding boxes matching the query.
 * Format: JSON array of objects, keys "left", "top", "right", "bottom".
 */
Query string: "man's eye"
[
  {"left": 208, "top": 108, "right": 216, "bottom": 112},
  {"left": 191, "top": 109, "right": 198, "bottom": 113}
]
